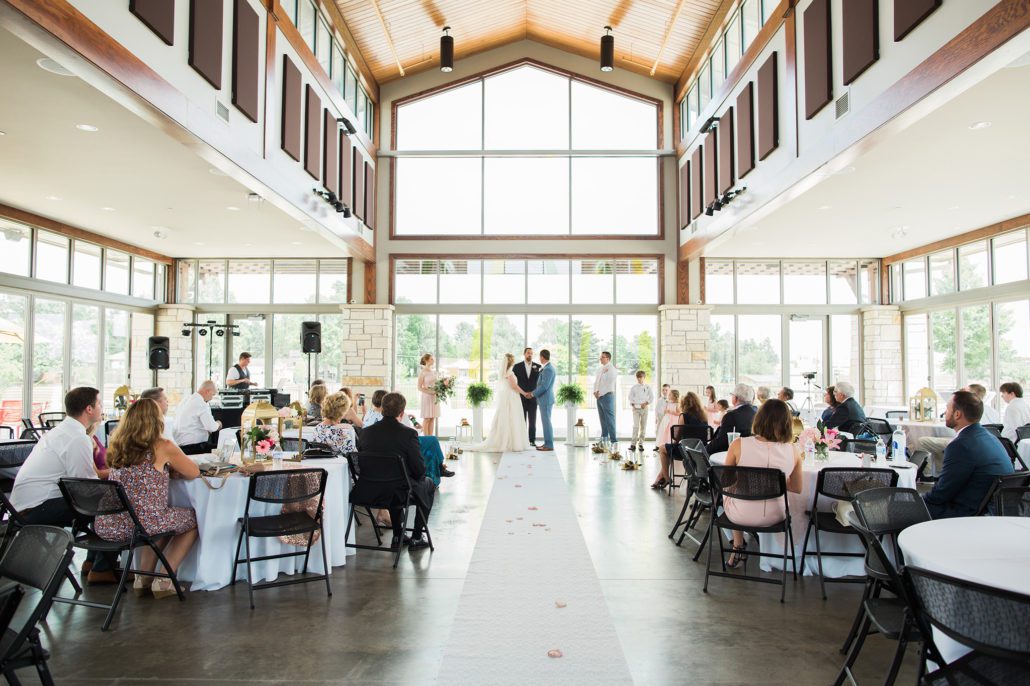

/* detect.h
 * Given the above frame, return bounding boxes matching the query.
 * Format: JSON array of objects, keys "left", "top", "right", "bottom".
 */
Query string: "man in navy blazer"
[
  {"left": 513, "top": 347, "right": 541, "bottom": 445},
  {"left": 924, "top": 390, "right": 1013, "bottom": 519},
  {"left": 530, "top": 349, "right": 556, "bottom": 452},
  {"left": 707, "top": 384, "right": 757, "bottom": 454},
  {"left": 824, "top": 381, "right": 867, "bottom": 430}
]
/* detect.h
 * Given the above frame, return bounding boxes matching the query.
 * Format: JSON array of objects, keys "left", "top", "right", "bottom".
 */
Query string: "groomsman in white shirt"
[
  {"left": 628, "top": 371, "right": 654, "bottom": 453},
  {"left": 593, "top": 351, "right": 618, "bottom": 443},
  {"left": 173, "top": 380, "right": 222, "bottom": 455}
]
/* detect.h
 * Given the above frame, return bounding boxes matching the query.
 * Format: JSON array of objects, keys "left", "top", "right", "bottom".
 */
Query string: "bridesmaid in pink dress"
[
  {"left": 721, "top": 399, "right": 803, "bottom": 567},
  {"left": 417, "top": 353, "right": 440, "bottom": 437},
  {"left": 704, "top": 385, "right": 722, "bottom": 428}
]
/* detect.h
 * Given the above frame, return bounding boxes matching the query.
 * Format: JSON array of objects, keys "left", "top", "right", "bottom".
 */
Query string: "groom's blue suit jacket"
[{"left": 533, "top": 364, "right": 556, "bottom": 406}]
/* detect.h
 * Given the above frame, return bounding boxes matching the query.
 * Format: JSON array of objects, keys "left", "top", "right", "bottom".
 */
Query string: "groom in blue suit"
[{"left": 531, "top": 349, "right": 556, "bottom": 452}]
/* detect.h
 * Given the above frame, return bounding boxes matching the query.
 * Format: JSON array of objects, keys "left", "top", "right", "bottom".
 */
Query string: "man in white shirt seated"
[
  {"left": 173, "top": 380, "right": 222, "bottom": 455},
  {"left": 225, "top": 352, "right": 255, "bottom": 388},
  {"left": 1000, "top": 381, "right": 1030, "bottom": 442},
  {"left": 11, "top": 387, "right": 104, "bottom": 525},
  {"left": 139, "top": 387, "right": 176, "bottom": 442},
  {"left": 967, "top": 384, "right": 1001, "bottom": 425}
]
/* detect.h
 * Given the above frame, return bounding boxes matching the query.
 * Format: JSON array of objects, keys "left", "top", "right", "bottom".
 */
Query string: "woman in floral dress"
[
  {"left": 95, "top": 398, "right": 200, "bottom": 598},
  {"left": 313, "top": 392, "right": 358, "bottom": 456},
  {"left": 417, "top": 353, "right": 440, "bottom": 437}
]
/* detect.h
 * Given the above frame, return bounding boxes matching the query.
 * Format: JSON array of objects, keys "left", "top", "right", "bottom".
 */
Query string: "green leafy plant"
[
  {"left": 466, "top": 382, "right": 493, "bottom": 408},
  {"left": 557, "top": 383, "right": 585, "bottom": 407}
]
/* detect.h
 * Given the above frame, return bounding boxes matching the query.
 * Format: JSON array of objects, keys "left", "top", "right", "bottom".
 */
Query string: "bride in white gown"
[{"left": 471, "top": 353, "right": 532, "bottom": 453}]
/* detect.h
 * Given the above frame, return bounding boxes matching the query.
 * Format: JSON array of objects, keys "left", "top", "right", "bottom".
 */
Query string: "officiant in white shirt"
[
  {"left": 174, "top": 380, "right": 222, "bottom": 455},
  {"left": 593, "top": 351, "right": 618, "bottom": 443}
]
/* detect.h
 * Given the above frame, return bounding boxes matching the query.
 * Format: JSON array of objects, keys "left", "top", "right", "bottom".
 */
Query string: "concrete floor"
[{"left": 25, "top": 445, "right": 919, "bottom": 685}]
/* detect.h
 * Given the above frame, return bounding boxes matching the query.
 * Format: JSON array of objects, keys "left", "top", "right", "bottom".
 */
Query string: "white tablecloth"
[
  {"left": 899, "top": 517, "right": 1030, "bottom": 663},
  {"left": 1018, "top": 441, "right": 1030, "bottom": 469},
  {"left": 899, "top": 421, "right": 954, "bottom": 446},
  {"left": 166, "top": 456, "right": 354, "bottom": 591},
  {"left": 708, "top": 451, "right": 918, "bottom": 577}
]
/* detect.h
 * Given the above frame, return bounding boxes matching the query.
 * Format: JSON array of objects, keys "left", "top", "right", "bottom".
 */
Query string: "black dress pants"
[
  {"left": 520, "top": 396, "right": 538, "bottom": 443},
  {"left": 389, "top": 477, "right": 436, "bottom": 540}
]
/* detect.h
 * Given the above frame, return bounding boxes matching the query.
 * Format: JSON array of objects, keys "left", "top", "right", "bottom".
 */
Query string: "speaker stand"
[{"left": 306, "top": 352, "right": 314, "bottom": 395}]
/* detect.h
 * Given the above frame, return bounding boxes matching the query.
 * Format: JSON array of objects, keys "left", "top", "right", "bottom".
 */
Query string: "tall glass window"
[
  {"left": 273, "top": 260, "right": 317, "bottom": 304},
  {"left": 830, "top": 315, "right": 861, "bottom": 388},
  {"left": 904, "top": 313, "right": 930, "bottom": 395},
  {"left": 930, "top": 310, "right": 957, "bottom": 398},
  {"left": 992, "top": 231, "right": 1028, "bottom": 284},
  {"left": 0, "top": 293, "right": 27, "bottom": 429},
  {"left": 105, "top": 250, "right": 130, "bottom": 295},
  {"left": 996, "top": 300, "right": 1030, "bottom": 391},
  {"left": 783, "top": 261, "right": 827, "bottom": 304},
  {"left": 903, "top": 258, "right": 927, "bottom": 300},
  {"left": 483, "top": 261, "right": 525, "bottom": 305},
  {"left": 104, "top": 309, "right": 130, "bottom": 401},
  {"left": 0, "top": 221, "right": 31, "bottom": 277},
  {"left": 72, "top": 242, "right": 102, "bottom": 291},
  {"left": 31, "top": 299, "right": 66, "bottom": 412},
  {"left": 958, "top": 241, "right": 989, "bottom": 291},
  {"left": 318, "top": 260, "right": 348, "bottom": 303},
  {"left": 709, "top": 314, "right": 735, "bottom": 398},
  {"left": 961, "top": 305, "right": 992, "bottom": 387},
  {"left": 35, "top": 231, "right": 68, "bottom": 284},
  {"left": 736, "top": 261, "right": 780, "bottom": 304},
  {"left": 132, "top": 259, "right": 155, "bottom": 300},
  {"left": 737, "top": 315, "right": 782, "bottom": 391},
  {"left": 227, "top": 261, "right": 271, "bottom": 303},
  {"left": 929, "top": 250, "right": 956, "bottom": 296},
  {"left": 705, "top": 261, "right": 734, "bottom": 304},
  {"left": 742, "top": 0, "right": 762, "bottom": 47},
  {"left": 177, "top": 260, "right": 197, "bottom": 304},
  {"left": 70, "top": 304, "right": 100, "bottom": 387},
  {"left": 724, "top": 17, "right": 742, "bottom": 75}
]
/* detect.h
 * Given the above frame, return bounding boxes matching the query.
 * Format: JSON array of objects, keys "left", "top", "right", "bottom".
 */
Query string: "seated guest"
[
  {"left": 651, "top": 391, "right": 708, "bottom": 489},
  {"left": 173, "top": 381, "right": 222, "bottom": 455},
  {"left": 139, "top": 387, "right": 175, "bottom": 442},
  {"left": 355, "top": 393, "right": 435, "bottom": 550},
  {"left": 1000, "top": 382, "right": 1030, "bottom": 442},
  {"left": 777, "top": 387, "right": 799, "bottom": 416},
  {"left": 363, "top": 390, "right": 387, "bottom": 427},
  {"left": 967, "top": 384, "right": 1000, "bottom": 425},
  {"left": 95, "top": 399, "right": 200, "bottom": 598},
  {"left": 338, "top": 387, "right": 364, "bottom": 428},
  {"left": 756, "top": 387, "right": 771, "bottom": 405},
  {"left": 820, "top": 386, "right": 838, "bottom": 422},
  {"left": 313, "top": 392, "right": 358, "bottom": 456},
  {"left": 721, "top": 399, "right": 803, "bottom": 567},
  {"left": 923, "top": 390, "right": 1013, "bottom": 519},
  {"left": 306, "top": 383, "right": 327, "bottom": 423},
  {"left": 706, "top": 384, "right": 758, "bottom": 455},
  {"left": 824, "top": 382, "right": 866, "bottom": 430}
]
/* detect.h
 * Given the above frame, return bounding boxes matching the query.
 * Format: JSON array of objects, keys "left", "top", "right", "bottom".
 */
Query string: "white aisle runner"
[{"left": 436, "top": 451, "right": 633, "bottom": 685}]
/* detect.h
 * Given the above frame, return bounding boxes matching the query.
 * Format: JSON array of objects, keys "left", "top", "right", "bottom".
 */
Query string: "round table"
[
  {"left": 899, "top": 517, "right": 1030, "bottom": 664},
  {"left": 708, "top": 450, "right": 918, "bottom": 577},
  {"left": 898, "top": 420, "right": 954, "bottom": 445}
]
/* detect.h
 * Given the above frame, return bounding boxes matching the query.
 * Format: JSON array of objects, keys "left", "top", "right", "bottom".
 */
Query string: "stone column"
[
  {"left": 339, "top": 304, "right": 394, "bottom": 400},
  {"left": 659, "top": 305, "right": 712, "bottom": 394},
  {"left": 861, "top": 305, "right": 903, "bottom": 407},
  {"left": 129, "top": 311, "right": 155, "bottom": 392},
  {"left": 154, "top": 304, "right": 195, "bottom": 405}
]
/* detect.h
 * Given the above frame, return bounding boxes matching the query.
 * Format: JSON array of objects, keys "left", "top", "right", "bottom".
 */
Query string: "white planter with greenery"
[
  {"left": 466, "top": 383, "right": 492, "bottom": 444},
  {"left": 556, "top": 383, "right": 585, "bottom": 444}
]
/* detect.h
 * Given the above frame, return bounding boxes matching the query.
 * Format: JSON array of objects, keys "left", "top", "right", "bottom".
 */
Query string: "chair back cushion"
[
  {"left": 0, "top": 525, "right": 73, "bottom": 591},
  {"left": 852, "top": 487, "right": 929, "bottom": 535},
  {"left": 0, "top": 441, "right": 36, "bottom": 469}
]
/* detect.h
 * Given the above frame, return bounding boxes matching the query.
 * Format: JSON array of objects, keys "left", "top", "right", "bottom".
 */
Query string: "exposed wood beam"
[
  {"left": 367, "top": 0, "right": 405, "bottom": 77},
  {"left": 651, "top": 0, "right": 689, "bottom": 77}
]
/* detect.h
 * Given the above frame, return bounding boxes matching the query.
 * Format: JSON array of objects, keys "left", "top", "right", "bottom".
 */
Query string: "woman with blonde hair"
[
  {"left": 306, "top": 383, "right": 327, "bottom": 423},
  {"left": 416, "top": 353, "right": 440, "bottom": 437},
  {"left": 94, "top": 399, "right": 200, "bottom": 598},
  {"left": 313, "top": 392, "right": 358, "bottom": 456}
]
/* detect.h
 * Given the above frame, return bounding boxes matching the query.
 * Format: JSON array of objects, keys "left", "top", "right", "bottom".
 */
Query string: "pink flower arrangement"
[
  {"left": 277, "top": 407, "right": 295, "bottom": 418},
  {"left": 255, "top": 439, "right": 274, "bottom": 455},
  {"left": 798, "top": 423, "right": 841, "bottom": 457}
]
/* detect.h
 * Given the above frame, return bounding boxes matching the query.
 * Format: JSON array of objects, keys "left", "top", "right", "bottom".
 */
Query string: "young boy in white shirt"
[
  {"left": 628, "top": 371, "right": 655, "bottom": 453},
  {"left": 653, "top": 384, "right": 670, "bottom": 452}
]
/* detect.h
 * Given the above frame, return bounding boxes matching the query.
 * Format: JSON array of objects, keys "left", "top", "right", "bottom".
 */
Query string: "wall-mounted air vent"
[
  {"left": 835, "top": 90, "right": 851, "bottom": 119},
  {"left": 216, "top": 101, "right": 230, "bottom": 123}
]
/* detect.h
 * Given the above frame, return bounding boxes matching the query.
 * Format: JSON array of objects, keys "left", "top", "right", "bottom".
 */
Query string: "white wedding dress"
[{"left": 471, "top": 363, "right": 532, "bottom": 453}]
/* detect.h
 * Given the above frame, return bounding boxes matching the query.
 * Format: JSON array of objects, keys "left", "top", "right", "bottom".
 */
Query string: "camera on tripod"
[{"left": 802, "top": 372, "right": 817, "bottom": 380}]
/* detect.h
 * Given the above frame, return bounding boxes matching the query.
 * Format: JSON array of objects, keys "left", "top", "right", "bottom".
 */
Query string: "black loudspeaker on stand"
[
  {"left": 148, "top": 336, "right": 170, "bottom": 370},
  {"left": 301, "top": 321, "right": 321, "bottom": 391}
]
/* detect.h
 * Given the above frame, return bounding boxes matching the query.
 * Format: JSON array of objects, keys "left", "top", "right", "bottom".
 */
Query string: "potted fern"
[
  {"left": 466, "top": 382, "right": 492, "bottom": 442},
  {"left": 557, "top": 383, "right": 586, "bottom": 444}
]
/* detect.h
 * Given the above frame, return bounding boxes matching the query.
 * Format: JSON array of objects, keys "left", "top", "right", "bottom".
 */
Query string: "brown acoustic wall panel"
[
  {"left": 843, "top": 0, "right": 879, "bottom": 85},
  {"left": 703, "top": 131, "right": 717, "bottom": 208},
  {"left": 353, "top": 150, "right": 365, "bottom": 221},
  {"left": 803, "top": 0, "right": 832, "bottom": 120},
  {"left": 231, "top": 0, "right": 259, "bottom": 122},
  {"left": 690, "top": 147, "right": 703, "bottom": 221},
  {"left": 323, "top": 110, "right": 338, "bottom": 193},
  {"left": 304, "top": 85, "right": 321, "bottom": 180},
  {"left": 718, "top": 107, "right": 735, "bottom": 196},
  {"left": 757, "top": 52, "right": 779, "bottom": 160},
  {"left": 678, "top": 163, "right": 690, "bottom": 229},
  {"left": 188, "top": 0, "right": 223, "bottom": 89},
  {"left": 339, "top": 137, "right": 353, "bottom": 206},
  {"left": 130, "top": 0, "right": 175, "bottom": 45},
  {"left": 280, "top": 55, "right": 302, "bottom": 161},
  {"left": 364, "top": 162, "right": 375, "bottom": 230},
  {"left": 894, "top": 0, "right": 941, "bottom": 41},
  {"left": 736, "top": 82, "right": 755, "bottom": 178}
]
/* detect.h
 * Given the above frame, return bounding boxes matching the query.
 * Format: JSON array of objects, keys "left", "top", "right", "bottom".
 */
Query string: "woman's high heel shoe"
[
  {"left": 132, "top": 576, "right": 151, "bottom": 597},
  {"left": 727, "top": 542, "right": 749, "bottom": 569},
  {"left": 151, "top": 578, "right": 180, "bottom": 599}
]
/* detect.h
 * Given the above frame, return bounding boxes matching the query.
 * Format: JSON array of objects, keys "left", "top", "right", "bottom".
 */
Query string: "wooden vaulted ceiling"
[{"left": 332, "top": 0, "right": 726, "bottom": 84}]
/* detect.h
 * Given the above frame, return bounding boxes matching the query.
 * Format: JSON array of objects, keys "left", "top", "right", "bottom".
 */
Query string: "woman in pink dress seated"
[
  {"left": 651, "top": 391, "right": 708, "bottom": 489},
  {"left": 721, "top": 399, "right": 803, "bottom": 568},
  {"left": 95, "top": 399, "right": 200, "bottom": 598},
  {"left": 417, "top": 353, "right": 440, "bottom": 437}
]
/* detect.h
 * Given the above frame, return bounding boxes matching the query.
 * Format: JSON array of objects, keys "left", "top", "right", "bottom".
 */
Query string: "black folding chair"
[
  {"left": 37, "top": 413, "right": 64, "bottom": 430},
  {"left": 982, "top": 424, "right": 1003, "bottom": 438},
  {"left": 884, "top": 411, "right": 907, "bottom": 422},
  {"left": 704, "top": 465, "right": 797, "bottom": 603},
  {"left": 0, "top": 441, "right": 36, "bottom": 494},
  {"left": 905, "top": 566, "right": 1030, "bottom": 685},
  {"left": 344, "top": 452, "right": 434, "bottom": 568},
  {"left": 993, "top": 486, "right": 1030, "bottom": 517},
  {"left": 909, "top": 448, "right": 936, "bottom": 483},
  {"left": 668, "top": 424, "right": 711, "bottom": 492},
  {"left": 1016, "top": 424, "right": 1030, "bottom": 445},
  {"left": 669, "top": 439, "right": 713, "bottom": 561},
  {"left": 232, "top": 468, "right": 330, "bottom": 609},
  {"left": 833, "top": 491, "right": 930, "bottom": 686},
  {"left": 974, "top": 472, "right": 1030, "bottom": 515},
  {"left": 17, "top": 421, "right": 41, "bottom": 443},
  {"left": 799, "top": 467, "right": 897, "bottom": 599},
  {"left": 0, "top": 490, "right": 81, "bottom": 595},
  {"left": 997, "top": 436, "right": 1028, "bottom": 472},
  {"left": 841, "top": 438, "right": 878, "bottom": 455},
  {"left": 280, "top": 436, "right": 308, "bottom": 453},
  {"left": 57, "top": 478, "right": 185, "bottom": 630},
  {"left": 103, "top": 420, "right": 120, "bottom": 446},
  {"left": 864, "top": 418, "right": 895, "bottom": 452},
  {"left": 0, "top": 526, "right": 75, "bottom": 685}
]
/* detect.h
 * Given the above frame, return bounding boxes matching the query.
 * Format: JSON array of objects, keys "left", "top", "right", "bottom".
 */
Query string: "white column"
[
  {"left": 154, "top": 304, "right": 196, "bottom": 405},
  {"left": 659, "top": 305, "right": 712, "bottom": 395}
]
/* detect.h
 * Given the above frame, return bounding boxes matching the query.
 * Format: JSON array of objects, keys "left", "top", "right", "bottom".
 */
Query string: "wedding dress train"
[{"left": 471, "top": 366, "right": 532, "bottom": 453}]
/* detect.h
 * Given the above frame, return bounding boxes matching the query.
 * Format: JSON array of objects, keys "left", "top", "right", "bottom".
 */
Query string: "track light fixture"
[
  {"left": 600, "top": 26, "right": 614, "bottom": 72},
  {"left": 181, "top": 328, "right": 190, "bottom": 337},
  {"left": 336, "top": 117, "right": 357, "bottom": 135},
  {"left": 313, "top": 188, "right": 350, "bottom": 214},
  {"left": 699, "top": 116, "right": 719, "bottom": 134},
  {"left": 440, "top": 26, "right": 454, "bottom": 73}
]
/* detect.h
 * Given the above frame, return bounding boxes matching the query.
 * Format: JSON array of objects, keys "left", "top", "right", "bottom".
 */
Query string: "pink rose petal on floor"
[
  {"left": 547, "top": 649, "right": 563, "bottom": 658},
  {"left": 554, "top": 600, "right": 567, "bottom": 608},
  {"left": 528, "top": 506, "right": 539, "bottom": 510}
]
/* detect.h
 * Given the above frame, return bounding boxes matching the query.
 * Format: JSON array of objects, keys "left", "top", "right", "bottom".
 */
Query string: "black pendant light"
[
  {"left": 600, "top": 26, "right": 614, "bottom": 72},
  {"left": 440, "top": 26, "right": 454, "bottom": 73}
]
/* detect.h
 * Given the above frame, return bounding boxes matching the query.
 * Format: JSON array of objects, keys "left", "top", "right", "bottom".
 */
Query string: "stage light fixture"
[
  {"left": 705, "top": 204, "right": 715, "bottom": 217},
  {"left": 440, "top": 26, "right": 454, "bottom": 73},
  {"left": 198, "top": 328, "right": 207, "bottom": 336},
  {"left": 600, "top": 26, "right": 614, "bottom": 72},
  {"left": 336, "top": 117, "right": 357, "bottom": 135},
  {"left": 181, "top": 328, "right": 191, "bottom": 337},
  {"left": 215, "top": 329, "right": 225, "bottom": 337},
  {"left": 699, "top": 116, "right": 719, "bottom": 134}
]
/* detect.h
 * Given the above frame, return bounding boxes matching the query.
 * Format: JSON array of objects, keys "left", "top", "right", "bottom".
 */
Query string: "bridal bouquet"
[
  {"left": 433, "top": 376, "right": 456, "bottom": 404},
  {"left": 798, "top": 421, "right": 841, "bottom": 460}
]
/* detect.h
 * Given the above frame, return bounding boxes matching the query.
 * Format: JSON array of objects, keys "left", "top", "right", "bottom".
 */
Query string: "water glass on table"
[{"left": 727, "top": 431, "right": 741, "bottom": 445}]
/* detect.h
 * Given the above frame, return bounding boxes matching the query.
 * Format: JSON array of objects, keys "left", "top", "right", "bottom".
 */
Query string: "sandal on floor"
[
  {"left": 727, "top": 543, "right": 749, "bottom": 568},
  {"left": 650, "top": 479, "right": 669, "bottom": 490},
  {"left": 151, "top": 578, "right": 180, "bottom": 600}
]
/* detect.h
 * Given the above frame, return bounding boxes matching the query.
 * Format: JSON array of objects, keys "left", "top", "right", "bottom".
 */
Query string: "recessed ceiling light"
[
  {"left": 1008, "top": 194, "right": 1017, "bottom": 199},
  {"left": 817, "top": 204, "right": 832, "bottom": 210},
  {"left": 890, "top": 225, "right": 909, "bottom": 240},
  {"left": 36, "top": 57, "right": 75, "bottom": 76},
  {"left": 968, "top": 121, "right": 992, "bottom": 130},
  {"left": 101, "top": 206, "right": 116, "bottom": 212},
  {"left": 45, "top": 195, "right": 60, "bottom": 201},
  {"left": 0, "top": 131, "right": 6, "bottom": 137},
  {"left": 947, "top": 205, "right": 960, "bottom": 211},
  {"left": 152, "top": 229, "right": 168, "bottom": 239},
  {"left": 75, "top": 124, "right": 98, "bottom": 132},
  {"left": 193, "top": 241, "right": 206, "bottom": 246},
  {"left": 226, "top": 206, "right": 240, "bottom": 211},
  {"left": 290, "top": 241, "right": 303, "bottom": 245}
]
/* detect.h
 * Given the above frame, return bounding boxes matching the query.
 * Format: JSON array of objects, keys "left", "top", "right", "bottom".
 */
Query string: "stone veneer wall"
[
  {"left": 154, "top": 304, "right": 195, "bottom": 405},
  {"left": 338, "top": 304, "right": 394, "bottom": 401},
  {"left": 861, "top": 305, "right": 904, "bottom": 407},
  {"left": 129, "top": 311, "right": 155, "bottom": 394},
  {"left": 659, "top": 305, "right": 712, "bottom": 394}
]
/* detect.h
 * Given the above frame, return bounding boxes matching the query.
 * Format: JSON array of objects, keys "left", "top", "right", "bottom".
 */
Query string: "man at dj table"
[{"left": 225, "top": 352, "right": 255, "bottom": 388}]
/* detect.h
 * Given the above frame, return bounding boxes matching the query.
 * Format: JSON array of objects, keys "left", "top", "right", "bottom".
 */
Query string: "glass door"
[{"left": 788, "top": 317, "right": 825, "bottom": 401}]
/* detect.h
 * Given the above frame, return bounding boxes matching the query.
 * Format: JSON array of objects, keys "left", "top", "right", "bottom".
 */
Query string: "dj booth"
[{"left": 210, "top": 388, "right": 291, "bottom": 428}]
